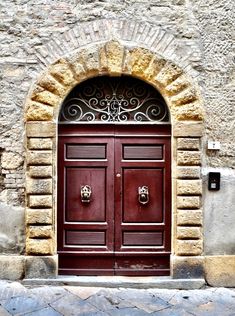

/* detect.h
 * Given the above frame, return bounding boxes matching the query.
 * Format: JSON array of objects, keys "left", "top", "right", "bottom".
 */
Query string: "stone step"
[{"left": 22, "top": 276, "right": 205, "bottom": 290}]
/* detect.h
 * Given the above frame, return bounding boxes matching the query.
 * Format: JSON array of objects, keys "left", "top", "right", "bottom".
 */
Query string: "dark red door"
[{"left": 58, "top": 124, "right": 171, "bottom": 275}]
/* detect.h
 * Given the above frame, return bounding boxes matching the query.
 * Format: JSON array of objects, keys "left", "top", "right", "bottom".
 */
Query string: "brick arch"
[{"left": 25, "top": 40, "right": 204, "bottom": 279}]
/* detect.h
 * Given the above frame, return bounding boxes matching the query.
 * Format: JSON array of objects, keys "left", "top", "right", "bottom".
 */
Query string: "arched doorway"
[
  {"left": 57, "top": 76, "right": 172, "bottom": 275},
  {"left": 24, "top": 39, "right": 204, "bottom": 280}
]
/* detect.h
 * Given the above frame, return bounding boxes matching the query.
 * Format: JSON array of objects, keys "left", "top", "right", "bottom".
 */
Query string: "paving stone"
[
  {"left": 1, "top": 282, "right": 235, "bottom": 316},
  {"left": 211, "top": 287, "right": 235, "bottom": 308},
  {"left": 80, "top": 312, "right": 108, "bottom": 316},
  {"left": 65, "top": 286, "right": 103, "bottom": 300},
  {"left": 3, "top": 295, "right": 46, "bottom": 315},
  {"left": 50, "top": 293, "right": 98, "bottom": 316},
  {"left": 0, "top": 305, "right": 11, "bottom": 316},
  {"left": 0, "top": 281, "right": 9, "bottom": 286},
  {"left": 152, "top": 306, "right": 194, "bottom": 316},
  {"left": 86, "top": 292, "right": 133, "bottom": 311},
  {"left": 168, "top": 289, "right": 212, "bottom": 307},
  {"left": 116, "top": 289, "right": 171, "bottom": 313},
  {"left": 185, "top": 301, "right": 234, "bottom": 316},
  {"left": 149, "top": 289, "right": 178, "bottom": 302},
  {"left": 24, "top": 306, "right": 62, "bottom": 316},
  {"left": 107, "top": 307, "right": 149, "bottom": 316},
  {"left": 0, "top": 282, "right": 27, "bottom": 300},
  {"left": 29, "top": 286, "right": 67, "bottom": 304}
]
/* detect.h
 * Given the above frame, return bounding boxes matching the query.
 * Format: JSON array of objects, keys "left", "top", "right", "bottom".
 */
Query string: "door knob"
[
  {"left": 81, "top": 185, "right": 92, "bottom": 203},
  {"left": 138, "top": 186, "right": 149, "bottom": 205}
]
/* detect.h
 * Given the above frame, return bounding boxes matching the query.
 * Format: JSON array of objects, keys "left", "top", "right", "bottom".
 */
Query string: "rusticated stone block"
[
  {"left": 79, "top": 47, "right": 100, "bottom": 76},
  {"left": 26, "top": 122, "right": 56, "bottom": 137},
  {"left": 0, "top": 255, "right": 25, "bottom": 280},
  {"left": 1, "top": 152, "right": 24, "bottom": 170},
  {"left": 26, "top": 208, "right": 52, "bottom": 224},
  {"left": 28, "top": 138, "right": 52, "bottom": 150},
  {"left": 155, "top": 62, "right": 183, "bottom": 86},
  {"left": 174, "top": 101, "right": 204, "bottom": 121},
  {"left": 172, "top": 255, "right": 204, "bottom": 279},
  {"left": 26, "top": 178, "right": 52, "bottom": 194},
  {"left": 177, "top": 180, "right": 202, "bottom": 195},
  {"left": 176, "top": 166, "right": 201, "bottom": 179},
  {"left": 99, "top": 46, "right": 108, "bottom": 72},
  {"left": 177, "top": 138, "right": 200, "bottom": 150},
  {"left": 31, "top": 86, "right": 61, "bottom": 107},
  {"left": 105, "top": 41, "right": 124, "bottom": 75},
  {"left": 177, "top": 209, "right": 202, "bottom": 226},
  {"left": 26, "top": 238, "right": 54, "bottom": 255},
  {"left": 130, "top": 47, "right": 154, "bottom": 76},
  {"left": 49, "top": 58, "right": 76, "bottom": 87},
  {"left": 176, "top": 240, "right": 203, "bottom": 256},
  {"left": 67, "top": 54, "right": 86, "bottom": 81},
  {"left": 177, "top": 151, "right": 201, "bottom": 166},
  {"left": 26, "top": 101, "right": 53, "bottom": 121},
  {"left": 177, "top": 196, "right": 201, "bottom": 209},
  {"left": 173, "top": 122, "right": 203, "bottom": 137},
  {"left": 165, "top": 74, "right": 190, "bottom": 96},
  {"left": 27, "top": 151, "right": 52, "bottom": 165},
  {"left": 205, "top": 256, "right": 235, "bottom": 287},
  {"left": 25, "top": 255, "right": 58, "bottom": 279},
  {"left": 29, "top": 166, "right": 52, "bottom": 178},
  {"left": 28, "top": 225, "right": 52, "bottom": 238},
  {"left": 38, "top": 74, "right": 67, "bottom": 97},
  {"left": 144, "top": 56, "right": 166, "bottom": 80},
  {"left": 171, "top": 87, "right": 198, "bottom": 106},
  {"left": 177, "top": 226, "right": 202, "bottom": 239},
  {"left": 28, "top": 195, "right": 52, "bottom": 208}
]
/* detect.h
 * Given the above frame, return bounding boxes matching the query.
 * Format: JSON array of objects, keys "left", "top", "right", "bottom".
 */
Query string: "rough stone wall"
[{"left": 0, "top": 0, "right": 234, "bottom": 257}]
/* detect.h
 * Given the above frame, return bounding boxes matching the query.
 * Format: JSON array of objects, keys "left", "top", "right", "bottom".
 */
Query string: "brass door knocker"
[
  {"left": 81, "top": 185, "right": 92, "bottom": 203},
  {"left": 138, "top": 186, "right": 149, "bottom": 205}
]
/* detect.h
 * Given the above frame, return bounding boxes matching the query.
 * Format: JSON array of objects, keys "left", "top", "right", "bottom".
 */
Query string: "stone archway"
[{"left": 24, "top": 39, "right": 204, "bottom": 278}]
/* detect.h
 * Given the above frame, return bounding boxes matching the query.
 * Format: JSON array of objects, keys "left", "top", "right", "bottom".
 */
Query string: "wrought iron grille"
[{"left": 59, "top": 76, "right": 169, "bottom": 123}]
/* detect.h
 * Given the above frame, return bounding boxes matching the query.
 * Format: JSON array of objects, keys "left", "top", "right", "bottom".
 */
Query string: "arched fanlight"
[{"left": 59, "top": 76, "right": 170, "bottom": 123}]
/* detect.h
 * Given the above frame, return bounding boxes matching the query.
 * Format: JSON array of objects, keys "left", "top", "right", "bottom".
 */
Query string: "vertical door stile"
[
  {"left": 106, "top": 134, "right": 115, "bottom": 252},
  {"left": 114, "top": 130, "right": 122, "bottom": 254}
]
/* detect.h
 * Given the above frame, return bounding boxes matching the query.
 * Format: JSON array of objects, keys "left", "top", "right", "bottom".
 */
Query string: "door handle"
[
  {"left": 81, "top": 185, "right": 92, "bottom": 203},
  {"left": 138, "top": 186, "right": 149, "bottom": 205}
]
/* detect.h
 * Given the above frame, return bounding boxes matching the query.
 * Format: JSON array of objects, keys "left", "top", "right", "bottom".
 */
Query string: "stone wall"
[{"left": 0, "top": 0, "right": 234, "bottom": 284}]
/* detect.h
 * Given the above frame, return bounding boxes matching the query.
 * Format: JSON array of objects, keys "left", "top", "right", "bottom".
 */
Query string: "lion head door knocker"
[
  {"left": 81, "top": 185, "right": 92, "bottom": 203},
  {"left": 138, "top": 186, "right": 149, "bottom": 205}
]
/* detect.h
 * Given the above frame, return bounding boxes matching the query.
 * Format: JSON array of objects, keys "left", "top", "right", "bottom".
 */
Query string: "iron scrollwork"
[{"left": 59, "top": 76, "right": 169, "bottom": 123}]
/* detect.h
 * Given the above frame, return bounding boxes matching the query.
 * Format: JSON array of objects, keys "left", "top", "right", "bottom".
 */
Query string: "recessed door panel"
[
  {"left": 122, "top": 168, "right": 163, "bottom": 223},
  {"left": 66, "top": 231, "right": 106, "bottom": 246},
  {"left": 66, "top": 144, "right": 106, "bottom": 160},
  {"left": 123, "top": 145, "right": 163, "bottom": 160},
  {"left": 123, "top": 231, "right": 163, "bottom": 246},
  {"left": 65, "top": 167, "right": 106, "bottom": 222}
]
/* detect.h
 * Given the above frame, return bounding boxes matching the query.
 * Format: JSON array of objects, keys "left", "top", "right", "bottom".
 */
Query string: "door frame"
[{"left": 24, "top": 39, "right": 204, "bottom": 279}]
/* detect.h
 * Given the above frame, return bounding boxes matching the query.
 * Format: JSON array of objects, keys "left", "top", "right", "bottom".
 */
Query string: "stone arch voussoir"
[{"left": 26, "top": 41, "right": 204, "bottom": 123}]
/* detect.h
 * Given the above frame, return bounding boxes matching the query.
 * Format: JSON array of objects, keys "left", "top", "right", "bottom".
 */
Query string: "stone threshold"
[{"left": 22, "top": 276, "right": 205, "bottom": 290}]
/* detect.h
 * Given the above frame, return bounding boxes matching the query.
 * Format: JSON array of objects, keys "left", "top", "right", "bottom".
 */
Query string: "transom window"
[{"left": 59, "top": 76, "right": 170, "bottom": 124}]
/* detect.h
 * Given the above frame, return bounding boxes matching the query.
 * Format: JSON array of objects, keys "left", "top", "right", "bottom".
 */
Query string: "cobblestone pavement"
[{"left": 0, "top": 281, "right": 235, "bottom": 315}]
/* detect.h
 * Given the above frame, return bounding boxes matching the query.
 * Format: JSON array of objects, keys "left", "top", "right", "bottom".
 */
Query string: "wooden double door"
[{"left": 58, "top": 124, "right": 171, "bottom": 275}]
